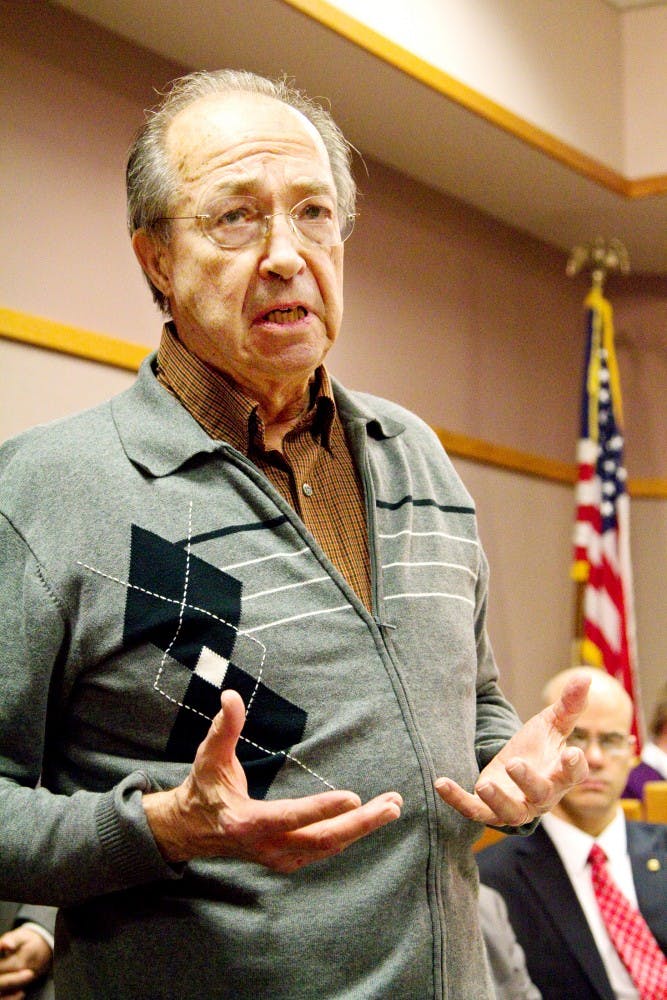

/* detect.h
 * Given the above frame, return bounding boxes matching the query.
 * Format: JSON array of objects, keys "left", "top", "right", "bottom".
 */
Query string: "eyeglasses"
[
  {"left": 566, "top": 728, "right": 634, "bottom": 757},
  {"left": 157, "top": 193, "right": 356, "bottom": 250}
]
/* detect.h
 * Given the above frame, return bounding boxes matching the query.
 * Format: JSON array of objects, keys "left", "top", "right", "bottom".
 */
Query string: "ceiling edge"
[{"left": 282, "top": 0, "right": 667, "bottom": 199}]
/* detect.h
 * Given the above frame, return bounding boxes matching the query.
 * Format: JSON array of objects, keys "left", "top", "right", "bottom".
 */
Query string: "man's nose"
[
  {"left": 258, "top": 213, "right": 306, "bottom": 281},
  {"left": 584, "top": 739, "right": 606, "bottom": 766}
]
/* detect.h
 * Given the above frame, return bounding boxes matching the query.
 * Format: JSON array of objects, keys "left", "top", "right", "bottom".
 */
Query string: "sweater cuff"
[{"left": 95, "top": 772, "right": 183, "bottom": 885}]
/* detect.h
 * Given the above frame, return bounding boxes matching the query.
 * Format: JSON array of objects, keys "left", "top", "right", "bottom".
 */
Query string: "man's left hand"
[{"left": 434, "top": 671, "right": 590, "bottom": 827}]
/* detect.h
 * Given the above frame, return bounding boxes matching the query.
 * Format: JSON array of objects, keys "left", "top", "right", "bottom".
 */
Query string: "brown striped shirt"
[{"left": 156, "top": 324, "right": 372, "bottom": 610}]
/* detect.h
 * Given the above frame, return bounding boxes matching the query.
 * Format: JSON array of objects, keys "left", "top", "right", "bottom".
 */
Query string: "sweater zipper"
[{"left": 356, "top": 426, "right": 447, "bottom": 997}]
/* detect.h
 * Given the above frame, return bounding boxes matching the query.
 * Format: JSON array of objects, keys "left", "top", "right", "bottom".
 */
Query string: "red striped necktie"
[{"left": 588, "top": 843, "right": 667, "bottom": 1000}]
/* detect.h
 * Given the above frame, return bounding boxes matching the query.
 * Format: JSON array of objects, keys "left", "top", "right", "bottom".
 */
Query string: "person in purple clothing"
[{"left": 623, "top": 681, "right": 667, "bottom": 799}]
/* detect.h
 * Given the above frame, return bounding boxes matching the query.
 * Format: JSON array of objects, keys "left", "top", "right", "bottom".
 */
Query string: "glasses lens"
[
  {"left": 567, "top": 731, "right": 587, "bottom": 751},
  {"left": 566, "top": 729, "right": 630, "bottom": 756},
  {"left": 199, "top": 194, "right": 262, "bottom": 248},
  {"left": 290, "top": 196, "right": 353, "bottom": 246},
  {"left": 196, "top": 189, "right": 356, "bottom": 249},
  {"left": 598, "top": 733, "right": 628, "bottom": 754}
]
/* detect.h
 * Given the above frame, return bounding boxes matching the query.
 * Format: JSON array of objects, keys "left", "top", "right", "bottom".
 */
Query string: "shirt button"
[{"left": 302, "top": 482, "right": 314, "bottom": 497}]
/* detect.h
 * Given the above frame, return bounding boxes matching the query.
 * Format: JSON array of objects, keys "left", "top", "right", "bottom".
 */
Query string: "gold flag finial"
[{"left": 566, "top": 237, "right": 630, "bottom": 291}]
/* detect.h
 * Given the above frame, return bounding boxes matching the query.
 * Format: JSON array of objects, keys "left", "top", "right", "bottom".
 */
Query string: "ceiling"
[{"left": 55, "top": 0, "right": 667, "bottom": 274}]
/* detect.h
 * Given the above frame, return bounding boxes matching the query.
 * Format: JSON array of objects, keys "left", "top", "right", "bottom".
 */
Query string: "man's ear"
[{"left": 132, "top": 229, "right": 172, "bottom": 298}]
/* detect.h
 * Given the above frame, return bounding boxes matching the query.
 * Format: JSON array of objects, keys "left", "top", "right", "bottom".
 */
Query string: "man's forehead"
[
  {"left": 575, "top": 693, "right": 633, "bottom": 732},
  {"left": 166, "top": 91, "right": 330, "bottom": 175}
]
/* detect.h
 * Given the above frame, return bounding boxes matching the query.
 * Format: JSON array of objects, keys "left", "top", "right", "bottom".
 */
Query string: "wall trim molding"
[
  {"left": 2, "top": 305, "right": 665, "bottom": 498},
  {"left": 0, "top": 306, "right": 149, "bottom": 372},
  {"left": 282, "top": 0, "right": 667, "bottom": 198}
]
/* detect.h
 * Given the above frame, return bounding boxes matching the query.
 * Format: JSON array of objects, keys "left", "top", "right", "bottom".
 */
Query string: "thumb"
[{"left": 204, "top": 688, "right": 247, "bottom": 765}]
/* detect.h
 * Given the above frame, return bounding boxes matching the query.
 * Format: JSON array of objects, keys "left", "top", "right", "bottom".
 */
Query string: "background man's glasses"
[
  {"left": 158, "top": 194, "right": 356, "bottom": 249},
  {"left": 566, "top": 728, "right": 634, "bottom": 757}
]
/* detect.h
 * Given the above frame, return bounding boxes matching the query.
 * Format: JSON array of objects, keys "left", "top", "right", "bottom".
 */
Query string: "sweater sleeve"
[
  {"left": 0, "top": 514, "right": 179, "bottom": 907},
  {"left": 470, "top": 536, "right": 540, "bottom": 836},
  {"left": 469, "top": 545, "right": 523, "bottom": 766}
]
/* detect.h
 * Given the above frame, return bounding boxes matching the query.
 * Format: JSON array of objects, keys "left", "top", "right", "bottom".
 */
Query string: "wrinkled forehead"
[{"left": 165, "top": 91, "right": 334, "bottom": 190}]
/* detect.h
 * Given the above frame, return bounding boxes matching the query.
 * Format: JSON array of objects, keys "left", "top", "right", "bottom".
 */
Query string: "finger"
[
  {"left": 304, "top": 791, "right": 402, "bottom": 843},
  {"left": 548, "top": 672, "right": 591, "bottom": 735},
  {"left": 473, "top": 780, "right": 533, "bottom": 826},
  {"left": 561, "top": 745, "right": 589, "bottom": 783},
  {"left": 0, "top": 965, "right": 33, "bottom": 989},
  {"left": 434, "top": 777, "right": 497, "bottom": 825},
  {"left": 507, "top": 744, "right": 587, "bottom": 796},
  {"left": 239, "top": 788, "right": 367, "bottom": 837},
  {"left": 503, "top": 759, "right": 551, "bottom": 805},
  {"left": 280, "top": 792, "right": 403, "bottom": 869},
  {"left": 544, "top": 746, "right": 589, "bottom": 791}
]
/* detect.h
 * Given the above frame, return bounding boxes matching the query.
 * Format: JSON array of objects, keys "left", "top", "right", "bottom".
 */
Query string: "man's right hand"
[
  {"left": 143, "top": 689, "right": 402, "bottom": 872},
  {"left": 0, "top": 926, "right": 52, "bottom": 1000}
]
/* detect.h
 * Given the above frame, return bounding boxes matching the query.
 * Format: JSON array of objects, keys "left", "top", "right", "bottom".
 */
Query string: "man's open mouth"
[{"left": 263, "top": 306, "right": 308, "bottom": 324}]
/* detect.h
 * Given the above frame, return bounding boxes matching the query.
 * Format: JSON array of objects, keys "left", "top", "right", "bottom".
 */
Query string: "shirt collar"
[
  {"left": 156, "top": 322, "right": 336, "bottom": 451},
  {"left": 541, "top": 807, "right": 628, "bottom": 875},
  {"left": 111, "top": 326, "right": 406, "bottom": 478}
]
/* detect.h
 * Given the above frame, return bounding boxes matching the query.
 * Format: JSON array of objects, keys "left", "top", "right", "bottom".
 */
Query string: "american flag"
[{"left": 571, "top": 287, "right": 642, "bottom": 742}]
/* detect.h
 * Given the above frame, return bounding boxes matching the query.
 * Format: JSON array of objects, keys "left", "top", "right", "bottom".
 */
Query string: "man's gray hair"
[{"left": 126, "top": 69, "right": 357, "bottom": 312}]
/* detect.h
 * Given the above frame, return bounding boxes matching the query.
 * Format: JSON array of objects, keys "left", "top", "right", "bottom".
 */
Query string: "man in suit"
[
  {"left": 0, "top": 903, "right": 55, "bottom": 1000},
  {"left": 478, "top": 666, "right": 667, "bottom": 1000}
]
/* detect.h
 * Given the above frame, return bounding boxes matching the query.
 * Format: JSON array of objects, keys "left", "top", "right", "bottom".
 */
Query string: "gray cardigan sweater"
[{"left": 0, "top": 357, "right": 521, "bottom": 998}]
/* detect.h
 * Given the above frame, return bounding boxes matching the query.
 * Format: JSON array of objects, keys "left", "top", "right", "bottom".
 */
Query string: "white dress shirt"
[
  {"left": 19, "top": 920, "right": 55, "bottom": 951},
  {"left": 541, "top": 809, "right": 639, "bottom": 999}
]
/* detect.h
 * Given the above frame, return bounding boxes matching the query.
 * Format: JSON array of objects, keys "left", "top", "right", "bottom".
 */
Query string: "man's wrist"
[
  {"left": 144, "top": 783, "right": 210, "bottom": 864},
  {"left": 143, "top": 788, "right": 191, "bottom": 863},
  {"left": 14, "top": 921, "right": 55, "bottom": 953}
]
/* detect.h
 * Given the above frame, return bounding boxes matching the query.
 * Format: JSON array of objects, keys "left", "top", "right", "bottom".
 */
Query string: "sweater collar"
[
  {"left": 111, "top": 355, "right": 405, "bottom": 478},
  {"left": 111, "top": 353, "right": 225, "bottom": 477},
  {"left": 330, "top": 376, "right": 406, "bottom": 441}
]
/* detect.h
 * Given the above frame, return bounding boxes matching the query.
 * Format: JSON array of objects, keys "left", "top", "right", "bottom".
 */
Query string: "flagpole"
[
  {"left": 566, "top": 237, "right": 631, "bottom": 667},
  {"left": 566, "top": 235, "right": 630, "bottom": 291},
  {"left": 566, "top": 238, "right": 644, "bottom": 745}
]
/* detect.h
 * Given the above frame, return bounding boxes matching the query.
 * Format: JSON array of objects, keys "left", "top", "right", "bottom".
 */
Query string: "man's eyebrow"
[
  {"left": 572, "top": 727, "right": 628, "bottom": 737},
  {"left": 292, "top": 179, "right": 337, "bottom": 197},
  {"left": 203, "top": 177, "right": 336, "bottom": 199}
]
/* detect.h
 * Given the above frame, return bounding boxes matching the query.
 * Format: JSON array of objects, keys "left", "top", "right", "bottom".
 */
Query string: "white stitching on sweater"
[
  {"left": 76, "top": 523, "right": 335, "bottom": 791},
  {"left": 154, "top": 499, "right": 195, "bottom": 702}
]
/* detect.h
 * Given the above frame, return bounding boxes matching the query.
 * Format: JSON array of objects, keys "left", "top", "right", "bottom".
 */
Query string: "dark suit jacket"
[{"left": 477, "top": 822, "right": 667, "bottom": 1000}]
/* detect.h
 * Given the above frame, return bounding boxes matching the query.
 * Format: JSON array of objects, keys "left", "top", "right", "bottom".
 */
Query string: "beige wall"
[{"left": 1, "top": 2, "right": 665, "bottom": 721}]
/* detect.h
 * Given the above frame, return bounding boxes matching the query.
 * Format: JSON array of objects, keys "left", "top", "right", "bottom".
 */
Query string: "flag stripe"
[{"left": 571, "top": 287, "right": 643, "bottom": 743}]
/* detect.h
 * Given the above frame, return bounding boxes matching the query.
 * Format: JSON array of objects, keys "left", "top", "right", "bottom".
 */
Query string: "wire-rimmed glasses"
[
  {"left": 157, "top": 189, "right": 356, "bottom": 250},
  {"left": 565, "top": 728, "right": 635, "bottom": 757}
]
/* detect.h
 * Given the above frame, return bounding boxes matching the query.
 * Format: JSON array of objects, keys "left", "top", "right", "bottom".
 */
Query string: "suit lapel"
[{"left": 516, "top": 826, "right": 615, "bottom": 1000}]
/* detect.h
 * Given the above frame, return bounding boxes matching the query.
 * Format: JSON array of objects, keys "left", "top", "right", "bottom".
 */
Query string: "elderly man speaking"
[{"left": 0, "top": 70, "right": 589, "bottom": 999}]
